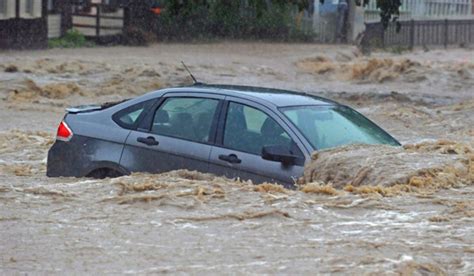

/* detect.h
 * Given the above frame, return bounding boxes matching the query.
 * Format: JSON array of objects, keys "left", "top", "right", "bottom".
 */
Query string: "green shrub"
[
  {"left": 122, "top": 27, "right": 156, "bottom": 46},
  {"left": 153, "top": 0, "right": 314, "bottom": 42},
  {"left": 389, "top": 45, "right": 410, "bottom": 54},
  {"left": 48, "top": 29, "right": 95, "bottom": 48}
]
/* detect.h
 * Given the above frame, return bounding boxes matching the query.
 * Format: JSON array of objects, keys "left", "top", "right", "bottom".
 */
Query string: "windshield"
[{"left": 281, "top": 105, "right": 400, "bottom": 150}]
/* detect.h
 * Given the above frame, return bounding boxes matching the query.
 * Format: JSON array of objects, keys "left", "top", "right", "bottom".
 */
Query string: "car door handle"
[
  {"left": 219, "top": 154, "right": 241, "bottom": 164},
  {"left": 137, "top": 136, "right": 159, "bottom": 146}
]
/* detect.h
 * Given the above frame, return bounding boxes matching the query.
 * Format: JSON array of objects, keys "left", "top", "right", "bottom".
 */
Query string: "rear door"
[
  {"left": 120, "top": 93, "right": 223, "bottom": 174},
  {"left": 208, "top": 97, "right": 306, "bottom": 186}
]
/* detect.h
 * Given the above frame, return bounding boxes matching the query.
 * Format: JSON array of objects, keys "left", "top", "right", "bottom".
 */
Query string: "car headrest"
[
  {"left": 155, "top": 110, "right": 169, "bottom": 123},
  {"left": 196, "top": 112, "right": 212, "bottom": 125},
  {"left": 261, "top": 117, "right": 284, "bottom": 137},
  {"left": 177, "top": 112, "right": 192, "bottom": 121},
  {"left": 227, "top": 112, "right": 247, "bottom": 131},
  {"left": 171, "top": 112, "right": 193, "bottom": 125}
]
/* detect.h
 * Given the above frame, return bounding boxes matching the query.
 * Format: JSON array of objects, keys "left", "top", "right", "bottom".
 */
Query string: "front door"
[
  {"left": 208, "top": 99, "right": 306, "bottom": 187},
  {"left": 120, "top": 94, "right": 223, "bottom": 174}
]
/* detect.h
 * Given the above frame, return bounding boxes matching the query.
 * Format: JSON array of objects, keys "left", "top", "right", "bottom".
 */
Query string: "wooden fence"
[
  {"left": 364, "top": 18, "right": 474, "bottom": 48},
  {"left": 71, "top": 2, "right": 123, "bottom": 42}
]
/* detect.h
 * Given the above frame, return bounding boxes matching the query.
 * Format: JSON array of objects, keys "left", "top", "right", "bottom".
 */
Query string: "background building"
[
  {"left": 365, "top": 0, "right": 474, "bottom": 22},
  {"left": 0, "top": 0, "right": 48, "bottom": 49}
]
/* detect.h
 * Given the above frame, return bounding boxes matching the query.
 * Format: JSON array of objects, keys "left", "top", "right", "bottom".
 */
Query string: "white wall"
[
  {"left": 364, "top": 0, "right": 473, "bottom": 22},
  {"left": 0, "top": 0, "right": 17, "bottom": 20},
  {"left": 19, "top": 0, "right": 42, "bottom": 19}
]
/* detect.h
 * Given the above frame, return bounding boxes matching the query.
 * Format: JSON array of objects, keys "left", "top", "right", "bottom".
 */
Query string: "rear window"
[{"left": 113, "top": 99, "right": 155, "bottom": 129}]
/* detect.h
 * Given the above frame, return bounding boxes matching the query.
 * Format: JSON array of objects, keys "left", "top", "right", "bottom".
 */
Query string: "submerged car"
[{"left": 47, "top": 84, "right": 400, "bottom": 187}]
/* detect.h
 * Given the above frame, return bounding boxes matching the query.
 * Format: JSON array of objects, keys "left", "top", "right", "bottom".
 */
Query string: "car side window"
[
  {"left": 150, "top": 97, "right": 219, "bottom": 143},
  {"left": 113, "top": 99, "right": 155, "bottom": 130},
  {"left": 223, "top": 102, "right": 294, "bottom": 155}
]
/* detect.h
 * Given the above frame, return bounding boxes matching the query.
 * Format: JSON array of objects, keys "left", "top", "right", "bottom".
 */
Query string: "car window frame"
[
  {"left": 112, "top": 99, "right": 158, "bottom": 130},
  {"left": 216, "top": 97, "right": 306, "bottom": 162},
  {"left": 136, "top": 92, "right": 225, "bottom": 146}
]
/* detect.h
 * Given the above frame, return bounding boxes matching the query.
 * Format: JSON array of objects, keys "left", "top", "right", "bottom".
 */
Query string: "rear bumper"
[
  {"left": 47, "top": 135, "right": 127, "bottom": 177},
  {"left": 46, "top": 138, "right": 89, "bottom": 177}
]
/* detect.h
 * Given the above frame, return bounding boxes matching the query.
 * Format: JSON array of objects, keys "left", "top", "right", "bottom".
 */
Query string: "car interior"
[
  {"left": 223, "top": 105, "right": 292, "bottom": 155},
  {"left": 149, "top": 100, "right": 293, "bottom": 155},
  {"left": 151, "top": 109, "right": 215, "bottom": 142}
]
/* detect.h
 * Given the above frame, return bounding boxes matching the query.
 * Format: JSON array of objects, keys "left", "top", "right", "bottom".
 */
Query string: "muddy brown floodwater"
[{"left": 0, "top": 43, "right": 473, "bottom": 274}]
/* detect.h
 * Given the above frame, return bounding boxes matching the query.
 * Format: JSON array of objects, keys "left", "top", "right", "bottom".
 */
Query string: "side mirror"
[{"left": 261, "top": 145, "right": 298, "bottom": 165}]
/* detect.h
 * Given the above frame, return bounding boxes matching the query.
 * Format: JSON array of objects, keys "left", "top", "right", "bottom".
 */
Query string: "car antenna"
[{"left": 181, "top": 61, "right": 203, "bottom": 85}]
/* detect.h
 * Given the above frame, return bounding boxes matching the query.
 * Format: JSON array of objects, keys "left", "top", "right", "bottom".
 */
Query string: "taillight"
[{"left": 56, "top": 121, "right": 73, "bottom": 141}]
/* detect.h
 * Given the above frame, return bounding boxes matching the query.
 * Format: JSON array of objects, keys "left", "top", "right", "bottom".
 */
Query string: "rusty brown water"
[{"left": 0, "top": 44, "right": 473, "bottom": 274}]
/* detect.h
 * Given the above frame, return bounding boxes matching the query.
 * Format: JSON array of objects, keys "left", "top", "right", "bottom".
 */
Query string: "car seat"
[
  {"left": 194, "top": 112, "right": 213, "bottom": 142},
  {"left": 170, "top": 112, "right": 195, "bottom": 140},
  {"left": 151, "top": 110, "right": 170, "bottom": 134},
  {"left": 224, "top": 109, "right": 248, "bottom": 151},
  {"left": 260, "top": 117, "right": 290, "bottom": 148}
]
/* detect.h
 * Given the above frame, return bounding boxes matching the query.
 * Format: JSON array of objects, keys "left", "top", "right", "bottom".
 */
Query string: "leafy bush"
[
  {"left": 122, "top": 27, "right": 156, "bottom": 46},
  {"left": 389, "top": 45, "right": 410, "bottom": 54},
  {"left": 152, "top": 0, "right": 314, "bottom": 41},
  {"left": 48, "top": 29, "right": 95, "bottom": 48}
]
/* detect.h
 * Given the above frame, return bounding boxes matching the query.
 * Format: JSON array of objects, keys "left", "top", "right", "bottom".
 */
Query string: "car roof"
[{"left": 160, "top": 84, "right": 337, "bottom": 108}]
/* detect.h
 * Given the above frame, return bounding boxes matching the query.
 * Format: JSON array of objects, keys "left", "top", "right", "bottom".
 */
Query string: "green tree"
[{"left": 163, "top": 0, "right": 401, "bottom": 28}]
